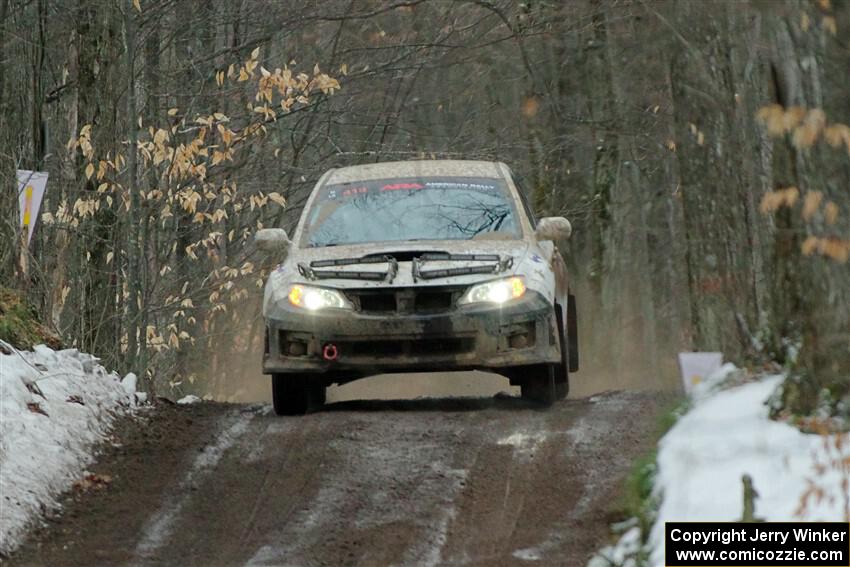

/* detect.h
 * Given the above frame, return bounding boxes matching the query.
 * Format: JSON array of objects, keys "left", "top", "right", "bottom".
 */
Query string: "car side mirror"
[
  {"left": 255, "top": 228, "right": 291, "bottom": 252},
  {"left": 535, "top": 217, "right": 572, "bottom": 241}
]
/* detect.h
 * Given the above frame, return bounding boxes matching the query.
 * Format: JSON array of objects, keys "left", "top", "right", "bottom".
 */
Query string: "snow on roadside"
[
  {"left": 0, "top": 343, "right": 140, "bottom": 555},
  {"left": 590, "top": 367, "right": 849, "bottom": 567},
  {"left": 647, "top": 372, "right": 846, "bottom": 565},
  {"left": 176, "top": 394, "right": 202, "bottom": 405},
  {"left": 589, "top": 525, "right": 642, "bottom": 567}
]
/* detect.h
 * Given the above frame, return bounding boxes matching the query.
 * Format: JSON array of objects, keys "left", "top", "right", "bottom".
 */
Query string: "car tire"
[
  {"left": 519, "top": 364, "right": 556, "bottom": 406},
  {"left": 272, "top": 374, "right": 325, "bottom": 416},
  {"left": 568, "top": 293, "right": 579, "bottom": 373},
  {"left": 554, "top": 305, "right": 570, "bottom": 400}
]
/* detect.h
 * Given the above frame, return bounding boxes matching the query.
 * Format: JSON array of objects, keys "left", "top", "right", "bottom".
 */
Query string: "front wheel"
[
  {"left": 555, "top": 304, "right": 570, "bottom": 400},
  {"left": 272, "top": 374, "right": 325, "bottom": 416},
  {"left": 519, "top": 364, "right": 556, "bottom": 406},
  {"left": 567, "top": 293, "right": 579, "bottom": 372}
]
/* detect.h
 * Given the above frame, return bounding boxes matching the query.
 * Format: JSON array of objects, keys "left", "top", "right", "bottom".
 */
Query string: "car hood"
[{"left": 271, "top": 239, "right": 531, "bottom": 290}]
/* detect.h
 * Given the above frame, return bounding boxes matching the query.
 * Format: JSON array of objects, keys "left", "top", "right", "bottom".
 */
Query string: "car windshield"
[{"left": 301, "top": 176, "right": 521, "bottom": 247}]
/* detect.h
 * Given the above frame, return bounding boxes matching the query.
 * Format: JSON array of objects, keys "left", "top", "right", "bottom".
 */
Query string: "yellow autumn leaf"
[
  {"left": 802, "top": 235, "right": 818, "bottom": 256},
  {"left": 106, "top": 251, "right": 114, "bottom": 265},
  {"left": 251, "top": 46, "right": 260, "bottom": 60},
  {"left": 823, "top": 16, "right": 837, "bottom": 35},
  {"left": 760, "top": 187, "right": 800, "bottom": 214},
  {"left": 168, "top": 108, "right": 179, "bottom": 116},
  {"left": 802, "top": 191, "right": 823, "bottom": 221},
  {"left": 85, "top": 163, "right": 95, "bottom": 179},
  {"left": 824, "top": 202, "right": 839, "bottom": 225},
  {"left": 824, "top": 124, "right": 850, "bottom": 148},
  {"left": 153, "top": 128, "right": 169, "bottom": 145},
  {"left": 133, "top": 0, "right": 140, "bottom": 12},
  {"left": 821, "top": 238, "right": 850, "bottom": 263}
]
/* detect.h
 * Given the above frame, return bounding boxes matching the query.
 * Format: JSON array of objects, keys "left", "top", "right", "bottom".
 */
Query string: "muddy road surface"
[{"left": 9, "top": 374, "right": 667, "bottom": 567}]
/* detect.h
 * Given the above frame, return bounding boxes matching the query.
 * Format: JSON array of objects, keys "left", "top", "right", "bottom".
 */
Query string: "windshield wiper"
[
  {"left": 298, "top": 255, "right": 398, "bottom": 283},
  {"left": 412, "top": 253, "right": 513, "bottom": 281}
]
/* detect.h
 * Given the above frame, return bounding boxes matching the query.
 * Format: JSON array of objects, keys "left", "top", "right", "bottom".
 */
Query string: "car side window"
[{"left": 512, "top": 174, "right": 538, "bottom": 228}]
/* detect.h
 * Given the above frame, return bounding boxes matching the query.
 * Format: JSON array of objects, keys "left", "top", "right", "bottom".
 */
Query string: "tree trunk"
[{"left": 125, "top": 0, "right": 142, "bottom": 376}]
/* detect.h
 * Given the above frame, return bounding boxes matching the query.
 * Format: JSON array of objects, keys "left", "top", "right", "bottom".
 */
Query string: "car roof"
[{"left": 323, "top": 159, "right": 507, "bottom": 185}]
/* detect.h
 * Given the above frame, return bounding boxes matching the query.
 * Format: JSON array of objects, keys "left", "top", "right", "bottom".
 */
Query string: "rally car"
[{"left": 256, "top": 160, "right": 578, "bottom": 415}]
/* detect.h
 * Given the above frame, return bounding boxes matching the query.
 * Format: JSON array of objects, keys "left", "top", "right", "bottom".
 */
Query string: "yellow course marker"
[{"left": 23, "top": 185, "right": 33, "bottom": 228}]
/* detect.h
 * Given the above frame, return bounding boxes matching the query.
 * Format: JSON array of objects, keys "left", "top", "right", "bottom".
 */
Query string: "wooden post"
[
  {"left": 18, "top": 230, "right": 29, "bottom": 289},
  {"left": 16, "top": 176, "right": 34, "bottom": 291}
]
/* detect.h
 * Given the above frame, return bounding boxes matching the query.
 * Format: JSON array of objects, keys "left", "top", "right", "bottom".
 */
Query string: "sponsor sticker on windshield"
[{"left": 323, "top": 177, "right": 503, "bottom": 200}]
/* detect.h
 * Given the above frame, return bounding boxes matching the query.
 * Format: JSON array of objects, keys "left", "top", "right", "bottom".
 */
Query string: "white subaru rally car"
[{"left": 256, "top": 160, "right": 578, "bottom": 415}]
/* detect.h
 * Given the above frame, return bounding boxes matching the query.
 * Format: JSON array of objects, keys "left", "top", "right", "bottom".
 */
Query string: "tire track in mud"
[
  {"left": 7, "top": 389, "right": 666, "bottom": 567},
  {"left": 132, "top": 410, "right": 255, "bottom": 563}
]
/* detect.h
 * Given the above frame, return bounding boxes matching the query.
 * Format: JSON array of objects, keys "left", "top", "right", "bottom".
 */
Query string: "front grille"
[
  {"left": 349, "top": 340, "right": 404, "bottom": 357},
  {"left": 347, "top": 287, "right": 462, "bottom": 314},
  {"left": 358, "top": 293, "right": 397, "bottom": 312},
  {"left": 340, "top": 337, "right": 474, "bottom": 359},
  {"left": 414, "top": 291, "right": 453, "bottom": 312},
  {"left": 410, "top": 338, "right": 472, "bottom": 355}
]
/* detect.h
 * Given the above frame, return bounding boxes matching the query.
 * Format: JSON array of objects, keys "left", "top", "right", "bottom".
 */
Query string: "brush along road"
[{"left": 8, "top": 388, "right": 665, "bottom": 566}]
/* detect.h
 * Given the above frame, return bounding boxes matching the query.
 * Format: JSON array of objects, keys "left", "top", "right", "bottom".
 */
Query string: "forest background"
[{"left": 1, "top": 0, "right": 848, "bottom": 416}]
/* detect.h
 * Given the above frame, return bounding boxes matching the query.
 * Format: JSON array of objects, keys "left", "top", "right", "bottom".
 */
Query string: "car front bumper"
[{"left": 262, "top": 291, "right": 560, "bottom": 378}]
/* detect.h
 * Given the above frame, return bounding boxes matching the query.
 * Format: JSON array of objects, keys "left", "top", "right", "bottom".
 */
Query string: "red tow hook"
[{"left": 322, "top": 343, "right": 339, "bottom": 361}]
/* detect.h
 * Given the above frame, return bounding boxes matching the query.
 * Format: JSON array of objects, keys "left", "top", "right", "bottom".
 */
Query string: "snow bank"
[
  {"left": 589, "top": 524, "right": 642, "bottom": 567},
  {"left": 176, "top": 394, "right": 202, "bottom": 405},
  {"left": 649, "top": 373, "right": 847, "bottom": 566},
  {"left": 0, "top": 344, "right": 140, "bottom": 555}
]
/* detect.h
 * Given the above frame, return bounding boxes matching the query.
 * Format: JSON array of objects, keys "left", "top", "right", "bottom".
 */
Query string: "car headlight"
[
  {"left": 287, "top": 284, "right": 352, "bottom": 310},
  {"left": 459, "top": 277, "right": 526, "bottom": 305}
]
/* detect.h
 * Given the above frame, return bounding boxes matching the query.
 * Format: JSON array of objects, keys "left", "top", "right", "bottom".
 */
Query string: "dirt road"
[{"left": 9, "top": 373, "right": 666, "bottom": 567}]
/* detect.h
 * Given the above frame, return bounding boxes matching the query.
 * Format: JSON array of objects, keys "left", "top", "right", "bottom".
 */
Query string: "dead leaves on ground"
[
  {"left": 73, "top": 473, "right": 113, "bottom": 493},
  {"left": 26, "top": 402, "right": 49, "bottom": 417}
]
